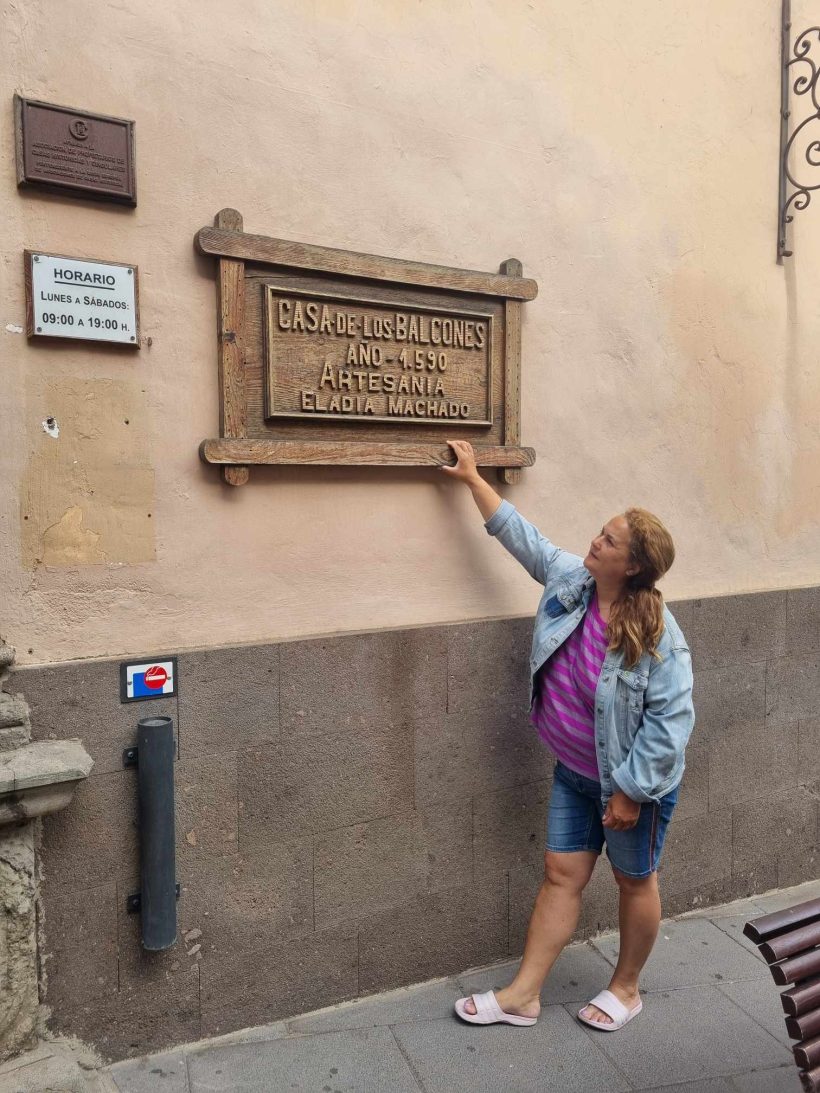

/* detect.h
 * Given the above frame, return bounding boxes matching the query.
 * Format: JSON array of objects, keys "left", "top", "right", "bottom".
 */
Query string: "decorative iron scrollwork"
[{"left": 778, "top": 1, "right": 820, "bottom": 259}]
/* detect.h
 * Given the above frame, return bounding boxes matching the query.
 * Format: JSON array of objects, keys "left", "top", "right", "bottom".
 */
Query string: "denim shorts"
[{"left": 545, "top": 760, "right": 679, "bottom": 878}]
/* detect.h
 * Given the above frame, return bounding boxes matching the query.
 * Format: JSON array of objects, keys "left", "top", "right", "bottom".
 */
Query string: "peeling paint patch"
[
  {"left": 22, "top": 379, "right": 155, "bottom": 569},
  {"left": 41, "top": 506, "right": 106, "bottom": 566},
  {"left": 41, "top": 418, "right": 59, "bottom": 439},
  {"left": 5, "top": 324, "right": 23, "bottom": 334}
]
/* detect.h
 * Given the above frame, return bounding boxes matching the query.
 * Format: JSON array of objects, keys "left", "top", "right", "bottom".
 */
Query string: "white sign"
[
  {"left": 28, "top": 252, "right": 139, "bottom": 346},
  {"left": 121, "top": 658, "right": 177, "bottom": 702}
]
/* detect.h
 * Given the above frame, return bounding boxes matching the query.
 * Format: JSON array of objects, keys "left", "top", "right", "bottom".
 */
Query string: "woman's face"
[{"left": 583, "top": 515, "right": 638, "bottom": 586}]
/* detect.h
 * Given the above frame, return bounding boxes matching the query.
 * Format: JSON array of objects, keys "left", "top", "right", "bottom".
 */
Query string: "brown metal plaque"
[
  {"left": 264, "top": 288, "right": 493, "bottom": 427},
  {"left": 14, "top": 95, "right": 136, "bottom": 206}
]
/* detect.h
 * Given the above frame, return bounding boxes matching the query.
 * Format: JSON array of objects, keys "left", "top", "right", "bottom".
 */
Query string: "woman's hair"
[{"left": 607, "top": 508, "right": 676, "bottom": 668}]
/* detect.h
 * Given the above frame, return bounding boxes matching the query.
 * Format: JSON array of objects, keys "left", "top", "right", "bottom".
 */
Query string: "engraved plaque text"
[
  {"left": 15, "top": 96, "right": 136, "bottom": 206},
  {"left": 264, "top": 288, "right": 493, "bottom": 426}
]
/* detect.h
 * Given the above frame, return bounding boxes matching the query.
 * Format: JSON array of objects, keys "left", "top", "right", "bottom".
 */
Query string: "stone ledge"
[
  {"left": 0, "top": 692, "right": 29, "bottom": 730},
  {"left": 0, "top": 741, "right": 94, "bottom": 824},
  {"left": 0, "top": 741, "right": 94, "bottom": 795}
]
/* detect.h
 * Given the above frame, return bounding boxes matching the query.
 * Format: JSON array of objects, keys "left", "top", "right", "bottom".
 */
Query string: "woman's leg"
[
  {"left": 580, "top": 867, "right": 660, "bottom": 1025},
  {"left": 463, "top": 849, "right": 598, "bottom": 1017}
]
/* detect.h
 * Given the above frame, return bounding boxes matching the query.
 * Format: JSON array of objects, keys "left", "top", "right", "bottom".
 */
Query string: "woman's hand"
[
  {"left": 441, "top": 439, "right": 504, "bottom": 521},
  {"left": 602, "top": 790, "right": 641, "bottom": 831},
  {"left": 441, "top": 439, "right": 481, "bottom": 485}
]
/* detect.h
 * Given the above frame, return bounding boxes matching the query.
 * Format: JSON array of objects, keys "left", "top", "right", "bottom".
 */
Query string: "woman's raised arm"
[{"left": 441, "top": 439, "right": 582, "bottom": 586}]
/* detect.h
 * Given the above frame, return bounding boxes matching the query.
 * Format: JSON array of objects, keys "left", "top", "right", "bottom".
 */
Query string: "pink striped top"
[{"left": 531, "top": 596, "right": 609, "bottom": 781}]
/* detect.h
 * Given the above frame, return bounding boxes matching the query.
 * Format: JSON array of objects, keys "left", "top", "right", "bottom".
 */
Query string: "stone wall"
[{"left": 14, "top": 586, "right": 820, "bottom": 1061}]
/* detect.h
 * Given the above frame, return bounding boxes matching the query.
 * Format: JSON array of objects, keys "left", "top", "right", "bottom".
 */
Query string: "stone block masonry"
[{"left": 13, "top": 585, "right": 820, "bottom": 1062}]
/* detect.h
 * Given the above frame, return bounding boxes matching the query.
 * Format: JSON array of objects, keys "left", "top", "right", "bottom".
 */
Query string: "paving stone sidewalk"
[
  {"left": 104, "top": 881, "right": 820, "bottom": 1093},
  {"left": 36, "top": 880, "right": 820, "bottom": 1093}
]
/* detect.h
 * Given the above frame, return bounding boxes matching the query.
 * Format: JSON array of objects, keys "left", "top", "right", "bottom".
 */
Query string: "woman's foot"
[
  {"left": 579, "top": 982, "right": 640, "bottom": 1026},
  {"left": 461, "top": 986, "right": 540, "bottom": 1020}
]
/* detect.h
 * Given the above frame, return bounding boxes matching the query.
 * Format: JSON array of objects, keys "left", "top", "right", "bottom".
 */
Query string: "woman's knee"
[
  {"left": 544, "top": 849, "right": 597, "bottom": 892},
  {"left": 612, "top": 866, "right": 658, "bottom": 893}
]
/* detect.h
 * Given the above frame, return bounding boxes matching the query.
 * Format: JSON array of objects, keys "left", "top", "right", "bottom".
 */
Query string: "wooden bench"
[{"left": 744, "top": 897, "right": 820, "bottom": 1091}]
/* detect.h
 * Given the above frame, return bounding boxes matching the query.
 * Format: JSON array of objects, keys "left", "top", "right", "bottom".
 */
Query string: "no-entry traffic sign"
[
  {"left": 120, "top": 657, "right": 177, "bottom": 702},
  {"left": 144, "top": 665, "right": 168, "bottom": 690}
]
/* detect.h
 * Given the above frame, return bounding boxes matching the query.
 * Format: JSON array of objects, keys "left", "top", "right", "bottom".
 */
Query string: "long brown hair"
[{"left": 607, "top": 508, "right": 676, "bottom": 668}]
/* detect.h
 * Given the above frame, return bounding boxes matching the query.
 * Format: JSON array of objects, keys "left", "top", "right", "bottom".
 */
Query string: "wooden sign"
[
  {"left": 25, "top": 251, "right": 140, "bottom": 347},
  {"left": 14, "top": 95, "right": 137, "bottom": 206},
  {"left": 195, "top": 209, "right": 537, "bottom": 485}
]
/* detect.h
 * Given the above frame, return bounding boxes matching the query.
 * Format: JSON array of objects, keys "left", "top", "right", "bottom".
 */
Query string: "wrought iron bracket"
[{"left": 778, "top": 0, "right": 820, "bottom": 260}]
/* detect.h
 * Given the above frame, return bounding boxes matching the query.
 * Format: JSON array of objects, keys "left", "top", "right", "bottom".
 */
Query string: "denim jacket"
[{"left": 485, "top": 500, "right": 695, "bottom": 806}]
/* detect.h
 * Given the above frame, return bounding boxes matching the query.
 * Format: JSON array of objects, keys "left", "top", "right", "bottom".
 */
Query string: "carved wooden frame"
[{"left": 195, "top": 209, "right": 537, "bottom": 486}]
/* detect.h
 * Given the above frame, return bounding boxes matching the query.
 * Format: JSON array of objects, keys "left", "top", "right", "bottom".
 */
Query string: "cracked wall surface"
[
  {"left": 0, "top": 642, "right": 93, "bottom": 1062},
  {"left": 2, "top": 0, "right": 820, "bottom": 667},
  {"left": 0, "top": 828, "right": 37, "bottom": 1062},
  {"left": 0, "top": 645, "right": 38, "bottom": 1063}
]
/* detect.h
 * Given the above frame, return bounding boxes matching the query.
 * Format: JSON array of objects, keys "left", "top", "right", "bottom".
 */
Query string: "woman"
[{"left": 442, "top": 439, "right": 695, "bottom": 1033}]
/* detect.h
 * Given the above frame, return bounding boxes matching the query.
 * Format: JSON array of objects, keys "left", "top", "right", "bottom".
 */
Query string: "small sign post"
[{"left": 25, "top": 251, "right": 140, "bottom": 347}]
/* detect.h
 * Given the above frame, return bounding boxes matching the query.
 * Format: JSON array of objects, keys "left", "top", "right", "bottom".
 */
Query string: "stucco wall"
[{"left": 2, "top": 0, "right": 819, "bottom": 666}]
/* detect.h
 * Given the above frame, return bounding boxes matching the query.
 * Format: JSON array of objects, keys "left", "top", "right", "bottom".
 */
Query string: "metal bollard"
[{"left": 135, "top": 715, "right": 177, "bottom": 950}]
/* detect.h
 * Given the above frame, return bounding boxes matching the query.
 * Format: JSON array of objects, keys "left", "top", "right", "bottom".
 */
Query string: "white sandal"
[
  {"left": 454, "top": 990, "right": 538, "bottom": 1026},
  {"left": 577, "top": 989, "right": 642, "bottom": 1032}
]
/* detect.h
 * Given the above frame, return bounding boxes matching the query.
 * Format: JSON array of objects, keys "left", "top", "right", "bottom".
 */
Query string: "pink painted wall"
[{"left": 2, "top": 0, "right": 818, "bottom": 665}]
